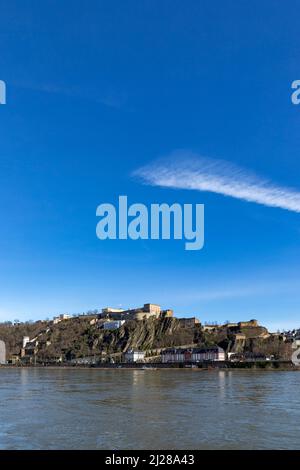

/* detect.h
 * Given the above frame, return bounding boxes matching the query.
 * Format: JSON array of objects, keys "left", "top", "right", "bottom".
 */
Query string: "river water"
[{"left": 0, "top": 368, "right": 299, "bottom": 449}]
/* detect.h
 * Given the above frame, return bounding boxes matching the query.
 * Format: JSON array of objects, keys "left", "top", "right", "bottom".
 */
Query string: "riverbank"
[
  {"left": 94, "top": 360, "right": 299, "bottom": 370},
  {"left": 1, "top": 360, "right": 299, "bottom": 370}
]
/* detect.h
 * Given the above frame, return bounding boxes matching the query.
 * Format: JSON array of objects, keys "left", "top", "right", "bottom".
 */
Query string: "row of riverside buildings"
[
  {"left": 66, "top": 346, "right": 226, "bottom": 365},
  {"left": 161, "top": 346, "right": 225, "bottom": 363},
  {"left": 124, "top": 347, "right": 225, "bottom": 363}
]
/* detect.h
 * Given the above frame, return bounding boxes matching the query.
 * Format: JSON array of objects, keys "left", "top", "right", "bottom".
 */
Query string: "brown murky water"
[{"left": 0, "top": 368, "right": 299, "bottom": 449}]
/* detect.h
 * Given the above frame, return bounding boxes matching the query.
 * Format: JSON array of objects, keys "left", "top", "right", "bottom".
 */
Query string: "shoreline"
[{"left": 1, "top": 360, "right": 299, "bottom": 371}]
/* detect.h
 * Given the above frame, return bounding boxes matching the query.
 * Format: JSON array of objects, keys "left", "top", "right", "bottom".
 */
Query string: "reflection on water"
[{"left": 0, "top": 368, "right": 299, "bottom": 449}]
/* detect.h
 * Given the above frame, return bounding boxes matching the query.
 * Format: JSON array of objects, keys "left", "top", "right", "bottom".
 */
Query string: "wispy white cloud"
[
  {"left": 133, "top": 151, "right": 300, "bottom": 213},
  {"left": 12, "top": 80, "right": 127, "bottom": 109}
]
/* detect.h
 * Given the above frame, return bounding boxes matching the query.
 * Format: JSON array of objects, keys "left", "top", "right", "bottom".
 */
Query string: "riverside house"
[
  {"left": 161, "top": 347, "right": 226, "bottom": 363},
  {"left": 124, "top": 350, "right": 145, "bottom": 363}
]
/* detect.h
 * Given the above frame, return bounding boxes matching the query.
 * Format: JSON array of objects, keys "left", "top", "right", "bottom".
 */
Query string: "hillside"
[{"left": 0, "top": 316, "right": 293, "bottom": 363}]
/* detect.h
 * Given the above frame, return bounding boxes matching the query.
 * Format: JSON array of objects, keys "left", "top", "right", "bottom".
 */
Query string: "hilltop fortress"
[{"left": 101, "top": 303, "right": 174, "bottom": 321}]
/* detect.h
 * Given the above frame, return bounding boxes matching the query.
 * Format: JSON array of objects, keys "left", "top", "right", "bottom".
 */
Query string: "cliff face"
[
  {"left": 92, "top": 317, "right": 200, "bottom": 353},
  {"left": 0, "top": 316, "right": 293, "bottom": 361},
  {"left": 40, "top": 317, "right": 203, "bottom": 360}
]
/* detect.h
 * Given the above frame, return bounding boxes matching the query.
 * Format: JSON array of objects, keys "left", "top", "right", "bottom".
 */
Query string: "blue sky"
[{"left": 1, "top": 0, "right": 300, "bottom": 330}]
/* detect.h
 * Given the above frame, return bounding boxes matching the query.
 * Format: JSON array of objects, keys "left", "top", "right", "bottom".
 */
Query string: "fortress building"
[{"left": 101, "top": 303, "right": 174, "bottom": 321}]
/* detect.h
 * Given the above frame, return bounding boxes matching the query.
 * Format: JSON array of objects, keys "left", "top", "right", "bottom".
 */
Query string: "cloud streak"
[
  {"left": 12, "top": 80, "right": 126, "bottom": 109},
  {"left": 133, "top": 151, "right": 300, "bottom": 213}
]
